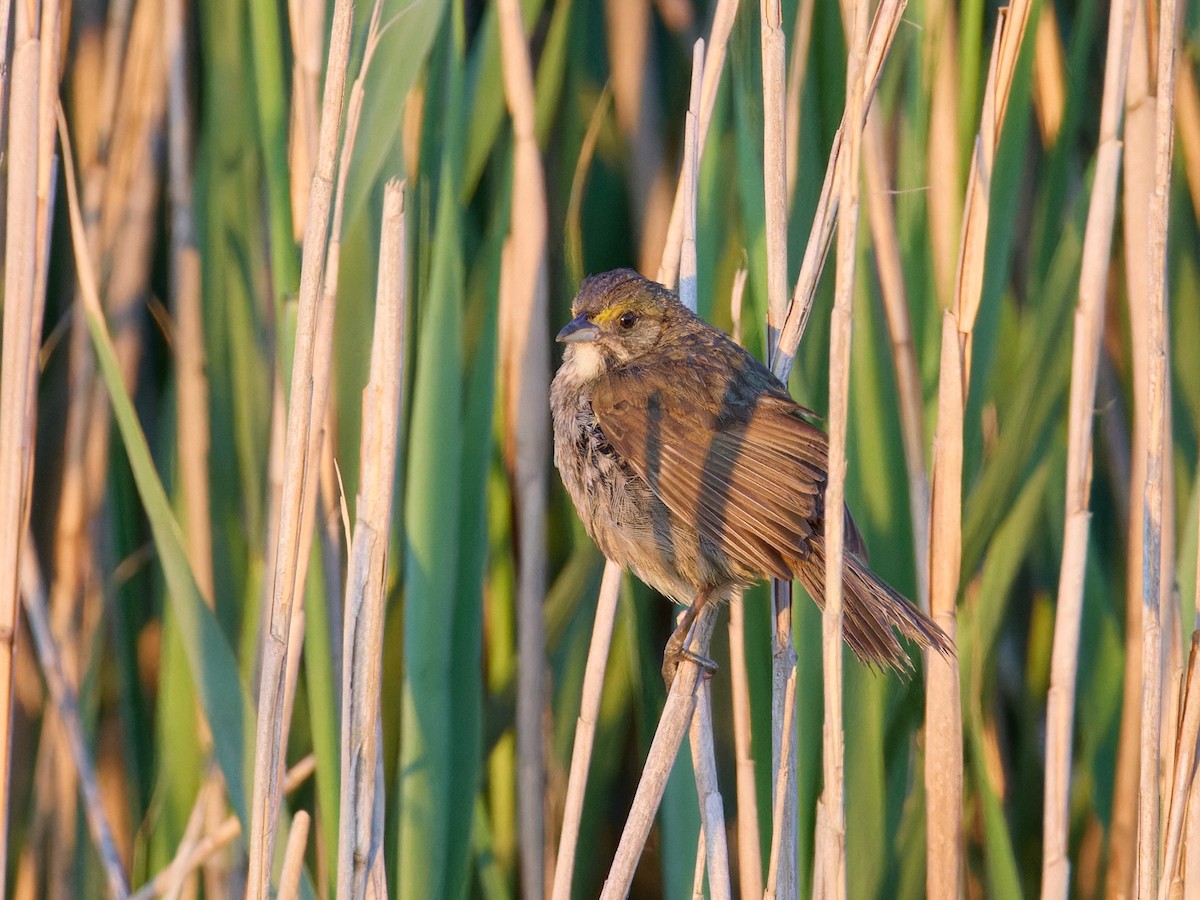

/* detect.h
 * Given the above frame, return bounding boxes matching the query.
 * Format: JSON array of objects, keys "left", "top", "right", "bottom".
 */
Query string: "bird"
[{"left": 549, "top": 268, "right": 952, "bottom": 683}]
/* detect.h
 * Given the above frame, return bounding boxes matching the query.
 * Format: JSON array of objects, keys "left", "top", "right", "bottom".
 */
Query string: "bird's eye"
[{"left": 618, "top": 311, "right": 637, "bottom": 330}]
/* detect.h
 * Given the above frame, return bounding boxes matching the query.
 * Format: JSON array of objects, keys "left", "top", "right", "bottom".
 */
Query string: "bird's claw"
[{"left": 661, "top": 642, "right": 718, "bottom": 687}]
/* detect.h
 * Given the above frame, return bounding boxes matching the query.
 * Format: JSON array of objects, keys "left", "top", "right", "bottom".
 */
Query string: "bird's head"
[{"left": 556, "top": 269, "right": 687, "bottom": 381}]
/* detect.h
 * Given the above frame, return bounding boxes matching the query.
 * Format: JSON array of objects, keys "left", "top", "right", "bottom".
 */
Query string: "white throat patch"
[{"left": 565, "top": 342, "right": 606, "bottom": 383}]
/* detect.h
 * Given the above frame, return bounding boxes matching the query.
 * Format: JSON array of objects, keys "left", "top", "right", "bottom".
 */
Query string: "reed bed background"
[{"left": 2, "top": 0, "right": 1200, "bottom": 896}]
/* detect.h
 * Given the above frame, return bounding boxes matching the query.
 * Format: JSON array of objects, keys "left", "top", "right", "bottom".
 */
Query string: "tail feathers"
[{"left": 796, "top": 542, "right": 954, "bottom": 674}]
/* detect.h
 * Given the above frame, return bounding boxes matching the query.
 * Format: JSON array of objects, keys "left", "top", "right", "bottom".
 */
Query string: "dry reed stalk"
[
  {"left": 286, "top": 0, "right": 322, "bottom": 240},
  {"left": 763, "top": 661, "right": 797, "bottom": 899},
  {"left": 245, "top": 0, "right": 355, "bottom": 890},
  {"left": 599, "top": 603, "right": 719, "bottom": 898},
  {"left": 278, "top": 811, "right": 311, "bottom": 900},
  {"left": 924, "top": 0, "right": 960, "bottom": 306},
  {"left": 784, "top": 0, "right": 816, "bottom": 205},
  {"left": 1177, "top": 63, "right": 1200, "bottom": 225},
  {"left": 19, "top": 545, "right": 130, "bottom": 899},
  {"left": 678, "top": 39, "right": 704, "bottom": 311},
  {"left": 759, "top": 9, "right": 799, "bottom": 880},
  {"left": 725, "top": 269, "right": 763, "bottom": 900},
  {"left": 497, "top": 1, "right": 552, "bottom": 894},
  {"left": 336, "top": 181, "right": 405, "bottom": 900},
  {"left": 815, "top": 0, "right": 868, "bottom": 891},
  {"left": 549, "top": 563, "right": 623, "bottom": 900},
  {"left": 1137, "top": 0, "right": 1180, "bottom": 885},
  {"left": 925, "top": 312, "right": 964, "bottom": 900},
  {"left": 774, "top": 0, "right": 908, "bottom": 368},
  {"left": 1160, "top": 634, "right": 1200, "bottom": 896},
  {"left": 0, "top": 24, "right": 44, "bottom": 897},
  {"left": 1108, "top": 7, "right": 1156, "bottom": 893},
  {"left": 951, "top": 0, "right": 1032, "bottom": 366},
  {"left": 761, "top": 0, "right": 787, "bottom": 353},
  {"left": 603, "top": 0, "right": 670, "bottom": 274},
  {"left": 862, "top": 109, "right": 930, "bottom": 612},
  {"left": 658, "top": 0, "right": 738, "bottom": 288},
  {"left": 1032, "top": 5, "right": 1067, "bottom": 147},
  {"left": 688, "top": 675, "right": 732, "bottom": 900},
  {"left": 1040, "top": 0, "right": 1136, "bottom": 892}
]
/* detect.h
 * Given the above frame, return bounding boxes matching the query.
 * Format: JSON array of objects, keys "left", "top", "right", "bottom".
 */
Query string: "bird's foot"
[{"left": 661, "top": 641, "right": 718, "bottom": 688}]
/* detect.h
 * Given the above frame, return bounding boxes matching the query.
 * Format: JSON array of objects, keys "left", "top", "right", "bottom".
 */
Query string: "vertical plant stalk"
[
  {"left": 1039, "top": 0, "right": 1136, "bottom": 892},
  {"left": 497, "top": 0, "right": 552, "bottom": 894},
  {"left": 285, "top": 0, "right": 322, "bottom": 240},
  {"left": 816, "top": 0, "right": 868, "bottom": 888},
  {"left": 336, "top": 181, "right": 405, "bottom": 900},
  {"left": 19, "top": 547, "right": 130, "bottom": 899},
  {"left": 278, "top": 811, "right": 311, "bottom": 899},
  {"left": 1137, "top": 0, "right": 1180, "bottom": 885},
  {"left": 245, "top": 0, "right": 354, "bottom": 891},
  {"left": 658, "top": 0, "right": 738, "bottom": 288},
  {"left": 689, "top": 676, "right": 732, "bottom": 900},
  {"left": 862, "top": 110, "right": 930, "bottom": 612},
  {"left": 762, "top": 659, "right": 796, "bottom": 899},
  {"left": 924, "top": 6, "right": 1031, "bottom": 893},
  {"left": 924, "top": 0, "right": 960, "bottom": 306},
  {"left": 925, "top": 312, "right": 964, "bottom": 900},
  {"left": 678, "top": 39, "right": 704, "bottom": 311},
  {"left": 950, "top": 0, "right": 1032, "bottom": 369},
  {"left": 599, "top": 604, "right": 719, "bottom": 898},
  {"left": 0, "top": 20, "right": 42, "bottom": 896},
  {"left": 773, "top": 0, "right": 908, "bottom": 370},
  {"left": 759, "top": 2, "right": 798, "bottom": 884},
  {"left": 1108, "top": 5, "right": 1156, "bottom": 890}
]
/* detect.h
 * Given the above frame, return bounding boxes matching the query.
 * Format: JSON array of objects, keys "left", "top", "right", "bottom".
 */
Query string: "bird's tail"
[{"left": 795, "top": 541, "right": 954, "bottom": 674}]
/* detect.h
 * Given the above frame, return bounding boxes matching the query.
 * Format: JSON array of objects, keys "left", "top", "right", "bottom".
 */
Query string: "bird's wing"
[{"left": 590, "top": 367, "right": 867, "bottom": 580}]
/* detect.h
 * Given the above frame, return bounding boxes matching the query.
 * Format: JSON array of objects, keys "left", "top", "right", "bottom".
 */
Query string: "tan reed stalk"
[
  {"left": 691, "top": 828, "right": 707, "bottom": 896},
  {"left": 0, "top": 14, "right": 44, "bottom": 894},
  {"left": 759, "top": 5, "right": 799, "bottom": 882},
  {"left": 815, "top": 0, "right": 869, "bottom": 889},
  {"left": 763, "top": 660, "right": 797, "bottom": 900},
  {"left": 278, "top": 811, "right": 311, "bottom": 900},
  {"left": 924, "top": 0, "right": 961, "bottom": 306},
  {"left": 1108, "top": 7, "right": 1156, "bottom": 892},
  {"left": 1040, "top": 0, "right": 1137, "bottom": 893},
  {"left": 784, "top": 0, "right": 816, "bottom": 205},
  {"left": 658, "top": 0, "right": 738, "bottom": 287},
  {"left": 549, "top": 563, "right": 623, "bottom": 900},
  {"left": 1160, "top": 633, "right": 1200, "bottom": 896},
  {"left": 773, "top": 0, "right": 909, "bottom": 368},
  {"left": 19, "top": 546, "right": 129, "bottom": 899},
  {"left": 599, "top": 603, "right": 719, "bottom": 898},
  {"left": 862, "top": 109, "right": 930, "bottom": 612},
  {"left": 678, "top": 39, "right": 703, "bottom": 310},
  {"left": 689, "top": 675, "right": 732, "bottom": 899},
  {"left": 1137, "top": 0, "right": 1181, "bottom": 885},
  {"left": 951, "top": 0, "right": 1032, "bottom": 369},
  {"left": 286, "top": 0, "right": 322, "bottom": 239},
  {"left": 725, "top": 269, "right": 763, "bottom": 900},
  {"left": 1031, "top": 6, "right": 1067, "bottom": 147},
  {"left": 245, "top": 0, "right": 355, "bottom": 891},
  {"left": 925, "top": 312, "right": 964, "bottom": 900},
  {"left": 336, "top": 181, "right": 405, "bottom": 900},
  {"left": 497, "top": 1, "right": 552, "bottom": 894}
]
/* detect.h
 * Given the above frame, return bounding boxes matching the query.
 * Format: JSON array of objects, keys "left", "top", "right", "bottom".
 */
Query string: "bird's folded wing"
[{"left": 591, "top": 370, "right": 866, "bottom": 578}]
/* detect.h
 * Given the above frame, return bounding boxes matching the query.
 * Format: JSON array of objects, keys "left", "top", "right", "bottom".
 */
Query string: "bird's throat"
[{"left": 564, "top": 342, "right": 606, "bottom": 383}]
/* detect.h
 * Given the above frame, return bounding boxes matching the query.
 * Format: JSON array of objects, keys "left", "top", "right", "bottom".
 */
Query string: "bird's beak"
[{"left": 556, "top": 313, "right": 600, "bottom": 343}]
